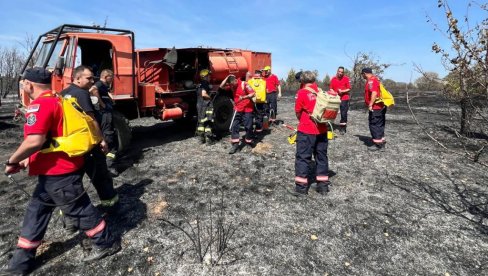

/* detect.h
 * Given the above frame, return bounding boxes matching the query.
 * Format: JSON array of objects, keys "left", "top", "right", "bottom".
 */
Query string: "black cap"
[
  {"left": 295, "top": 71, "right": 303, "bottom": 80},
  {"left": 23, "top": 67, "right": 52, "bottom": 84},
  {"left": 361, "top": 67, "right": 373, "bottom": 74}
]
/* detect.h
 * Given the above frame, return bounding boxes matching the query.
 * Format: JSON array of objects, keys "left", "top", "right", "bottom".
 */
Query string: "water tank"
[{"left": 208, "top": 51, "right": 249, "bottom": 82}]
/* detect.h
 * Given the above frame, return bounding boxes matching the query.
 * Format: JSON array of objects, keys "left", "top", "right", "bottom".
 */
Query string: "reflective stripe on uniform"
[
  {"left": 339, "top": 123, "right": 347, "bottom": 126},
  {"left": 85, "top": 220, "right": 106, "bottom": 238},
  {"left": 205, "top": 110, "right": 213, "bottom": 114},
  {"left": 294, "top": 176, "right": 308, "bottom": 184},
  {"left": 231, "top": 138, "right": 240, "bottom": 143},
  {"left": 245, "top": 139, "right": 253, "bottom": 144},
  {"left": 17, "top": 237, "right": 41, "bottom": 249},
  {"left": 204, "top": 128, "right": 212, "bottom": 133},
  {"left": 197, "top": 126, "right": 205, "bottom": 132},
  {"left": 316, "top": 175, "right": 329, "bottom": 182},
  {"left": 100, "top": 194, "right": 119, "bottom": 207},
  {"left": 372, "top": 138, "right": 383, "bottom": 144},
  {"left": 200, "top": 118, "right": 208, "bottom": 123},
  {"left": 255, "top": 129, "right": 263, "bottom": 133},
  {"left": 106, "top": 152, "right": 116, "bottom": 159}
]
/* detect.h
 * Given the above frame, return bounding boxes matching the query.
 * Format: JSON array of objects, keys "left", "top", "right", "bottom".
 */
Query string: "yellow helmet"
[
  {"left": 199, "top": 69, "right": 210, "bottom": 78},
  {"left": 263, "top": 65, "right": 271, "bottom": 71}
]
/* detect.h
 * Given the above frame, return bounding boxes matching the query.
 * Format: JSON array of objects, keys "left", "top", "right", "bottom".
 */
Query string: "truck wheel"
[
  {"left": 113, "top": 111, "right": 132, "bottom": 153},
  {"left": 212, "top": 94, "right": 234, "bottom": 133}
]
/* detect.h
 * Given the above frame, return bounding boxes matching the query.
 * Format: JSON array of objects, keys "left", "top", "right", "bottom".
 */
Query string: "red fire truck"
[{"left": 18, "top": 24, "right": 272, "bottom": 151}]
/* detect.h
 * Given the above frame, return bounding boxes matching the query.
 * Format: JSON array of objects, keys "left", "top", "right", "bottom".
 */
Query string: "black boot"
[
  {"left": 316, "top": 181, "right": 330, "bottom": 195},
  {"left": 368, "top": 143, "right": 385, "bottom": 151},
  {"left": 292, "top": 184, "right": 309, "bottom": 197},
  {"left": 198, "top": 135, "right": 206, "bottom": 144},
  {"left": 82, "top": 240, "right": 121, "bottom": 262},
  {"left": 228, "top": 143, "right": 240, "bottom": 154}
]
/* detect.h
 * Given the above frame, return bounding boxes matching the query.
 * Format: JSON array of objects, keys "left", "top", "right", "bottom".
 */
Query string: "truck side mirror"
[{"left": 54, "top": 57, "right": 65, "bottom": 76}]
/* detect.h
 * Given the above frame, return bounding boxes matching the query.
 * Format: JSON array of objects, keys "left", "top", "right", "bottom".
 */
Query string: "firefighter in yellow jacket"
[{"left": 247, "top": 72, "right": 267, "bottom": 134}]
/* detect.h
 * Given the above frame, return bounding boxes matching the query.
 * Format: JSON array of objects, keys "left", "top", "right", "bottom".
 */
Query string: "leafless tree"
[
  {"left": 414, "top": 71, "right": 444, "bottom": 91},
  {"left": 344, "top": 51, "right": 392, "bottom": 90},
  {"left": 429, "top": 0, "right": 488, "bottom": 136},
  {"left": 0, "top": 47, "right": 24, "bottom": 98}
]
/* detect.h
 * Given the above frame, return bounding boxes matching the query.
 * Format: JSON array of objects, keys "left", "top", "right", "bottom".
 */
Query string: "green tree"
[
  {"left": 322, "top": 74, "right": 331, "bottom": 90},
  {"left": 283, "top": 68, "right": 300, "bottom": 94}
]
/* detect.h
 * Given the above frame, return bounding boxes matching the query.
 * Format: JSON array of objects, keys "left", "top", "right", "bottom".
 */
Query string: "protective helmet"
[
  {"left": 199, "top": 69, "right": 210, "bottom": 78},
  {"left": 263, "top": 66, "right": 271, "bottom": 71}
]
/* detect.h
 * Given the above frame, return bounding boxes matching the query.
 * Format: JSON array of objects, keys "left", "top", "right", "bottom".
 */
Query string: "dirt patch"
[{"left": 0, "top": 91, "right": 487, "bottom": 275}]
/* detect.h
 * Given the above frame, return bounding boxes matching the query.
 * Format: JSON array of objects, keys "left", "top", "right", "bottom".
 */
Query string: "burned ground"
[{"left": 0, "top": 91, "right": 487, "bottom": 275}]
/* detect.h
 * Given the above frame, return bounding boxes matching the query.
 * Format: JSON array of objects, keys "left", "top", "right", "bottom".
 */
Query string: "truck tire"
[
  {"left": 113, "top": 111, "right": 132, "bottom": 153},
  {"left": 212, "top": 94, "right": 234, "bottom": 133}
]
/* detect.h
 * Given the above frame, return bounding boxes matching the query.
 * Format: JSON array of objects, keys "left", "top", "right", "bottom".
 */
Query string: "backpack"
[
  {"left": 376, "top": 83, "right": 395, "bottom": 107},
  {"left": 40, "top": 95, "right": 102, "bottom": 157},
  {"left": 304, "top": 87, "right": 341, "bottom": 124},
  {"left": 248, "top": 78, "right": 267, "bottom": 103}
]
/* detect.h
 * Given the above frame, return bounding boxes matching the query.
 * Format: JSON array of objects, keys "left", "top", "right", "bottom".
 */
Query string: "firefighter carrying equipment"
[
  {"left": 305, "top": 87, "right": 341, "bottom": 124},
  {"left": 248, "top": 77, "right": 266, "bottom": 103},
  {"left": 40, "top": 95, "right": 103, "bottom": 157},
  {"left": 375, "top": 83, "right": 395, "bottom": 107}
]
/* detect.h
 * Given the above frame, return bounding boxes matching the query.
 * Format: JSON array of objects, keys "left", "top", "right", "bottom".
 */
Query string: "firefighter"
[
  {"left": 89, "top": 69, "right": 118, "bottom": 175},
  {"left": 294, "top": 70, "right": 330, "bottom": 196},
  {"left": 1, "top": 68, "right": 120, "bottom": 275},
  {"left": 329, "top": 66, "right": 351, "bottom": 134},
  {"left": 361, "top": 67, "right": 387, "bottom": 151},
  {"left": 195, "top": 69, "right": 215, "bottom": 144},
  {"left": 61, "top": 65, "right": 119, "bottom": 213},
  {"left": 262, "top": 66, "right": 282, "bottom": 125},
  {"left": 224, "top": 73, "right": 256, "bottom": 154},
  {"left": 247, "top": 72, "right": 267, "bottom": 135}
]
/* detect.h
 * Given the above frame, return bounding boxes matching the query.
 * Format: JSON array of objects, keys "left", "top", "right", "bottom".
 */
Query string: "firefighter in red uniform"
[
  {"left": 362, "top": 67, "right": 386, "bottom": 151},
  {"left": 329, "top": 66, "right": 351, "bottom": 134},
  {"left": 1, "top": 68, "right": 120, "bottom": 275},
  {"left": 262, "top": 66, "right": 281, "bottom": 124},
  {"left": 294, "top": 70, "right": 330, "bottom": 196},
  {"left": 223, "top": 73, "right": 256, "bottom": 154}
]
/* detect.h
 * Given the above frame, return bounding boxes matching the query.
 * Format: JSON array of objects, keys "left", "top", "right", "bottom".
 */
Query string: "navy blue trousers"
[
  {"left": 266, "top": 92, "right": 278, "bottom": 119},
  {"left": 368, "top": 107, "right": 387, "bottom": 144},
  {"left": 294, "top": 132, "right": 329, "bottom": 186},
  {"left": 85, "top": 147, "right": 117, "bottom": 201},
  {"left": 8, "top": 171, "right": 113, "bottom": 273},
  {"left": 339, "top": 100, "right": 349, "bottom": 126},
  {"left": 230, "top": 111, "right": 253, "bottom": 144}
]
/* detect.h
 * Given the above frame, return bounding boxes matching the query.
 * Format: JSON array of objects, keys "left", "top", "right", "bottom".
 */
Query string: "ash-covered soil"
[{"left": 0, "top": 91, "right": 487, "bottom": 275}]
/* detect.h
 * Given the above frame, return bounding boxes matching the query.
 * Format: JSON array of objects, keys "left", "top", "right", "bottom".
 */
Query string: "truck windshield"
[{"left": 34, "top": 40, "right": 64, "bottom": 68}]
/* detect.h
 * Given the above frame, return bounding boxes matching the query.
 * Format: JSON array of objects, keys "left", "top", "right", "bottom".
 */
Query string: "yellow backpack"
[
  {"left": 248, "top": 78, "right": 267, "bottom": 103},
  {"left": 40, "top": 95, "right": 102, "bottom": 157},
  {"left": 376, "top": 83, "right": 395, "bottom": 107}
]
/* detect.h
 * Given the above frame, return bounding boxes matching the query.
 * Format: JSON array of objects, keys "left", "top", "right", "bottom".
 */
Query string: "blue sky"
[{"left": 0, "top": 0, "right": 484, "bottom": 82}]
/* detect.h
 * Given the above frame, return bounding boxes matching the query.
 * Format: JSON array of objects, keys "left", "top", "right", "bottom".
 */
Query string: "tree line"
[
  {"left": 279, "top": 57, "right": 444, "bottom": 95},
  {"left": 0, "top": 34, "right": 36, "bottom": 99}
]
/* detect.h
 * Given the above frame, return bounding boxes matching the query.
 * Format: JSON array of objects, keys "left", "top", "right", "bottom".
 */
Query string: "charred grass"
[{"left": 0, "top": 91, "right": 487, "bottom": 275}]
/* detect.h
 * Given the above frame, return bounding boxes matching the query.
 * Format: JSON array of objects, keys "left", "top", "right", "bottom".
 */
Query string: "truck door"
[
  {"left": 47, "top": 39, "right": 68, "bottom": 92},
  {"left": 62, "top": 36, "right": 78, "bottom": 88}
]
